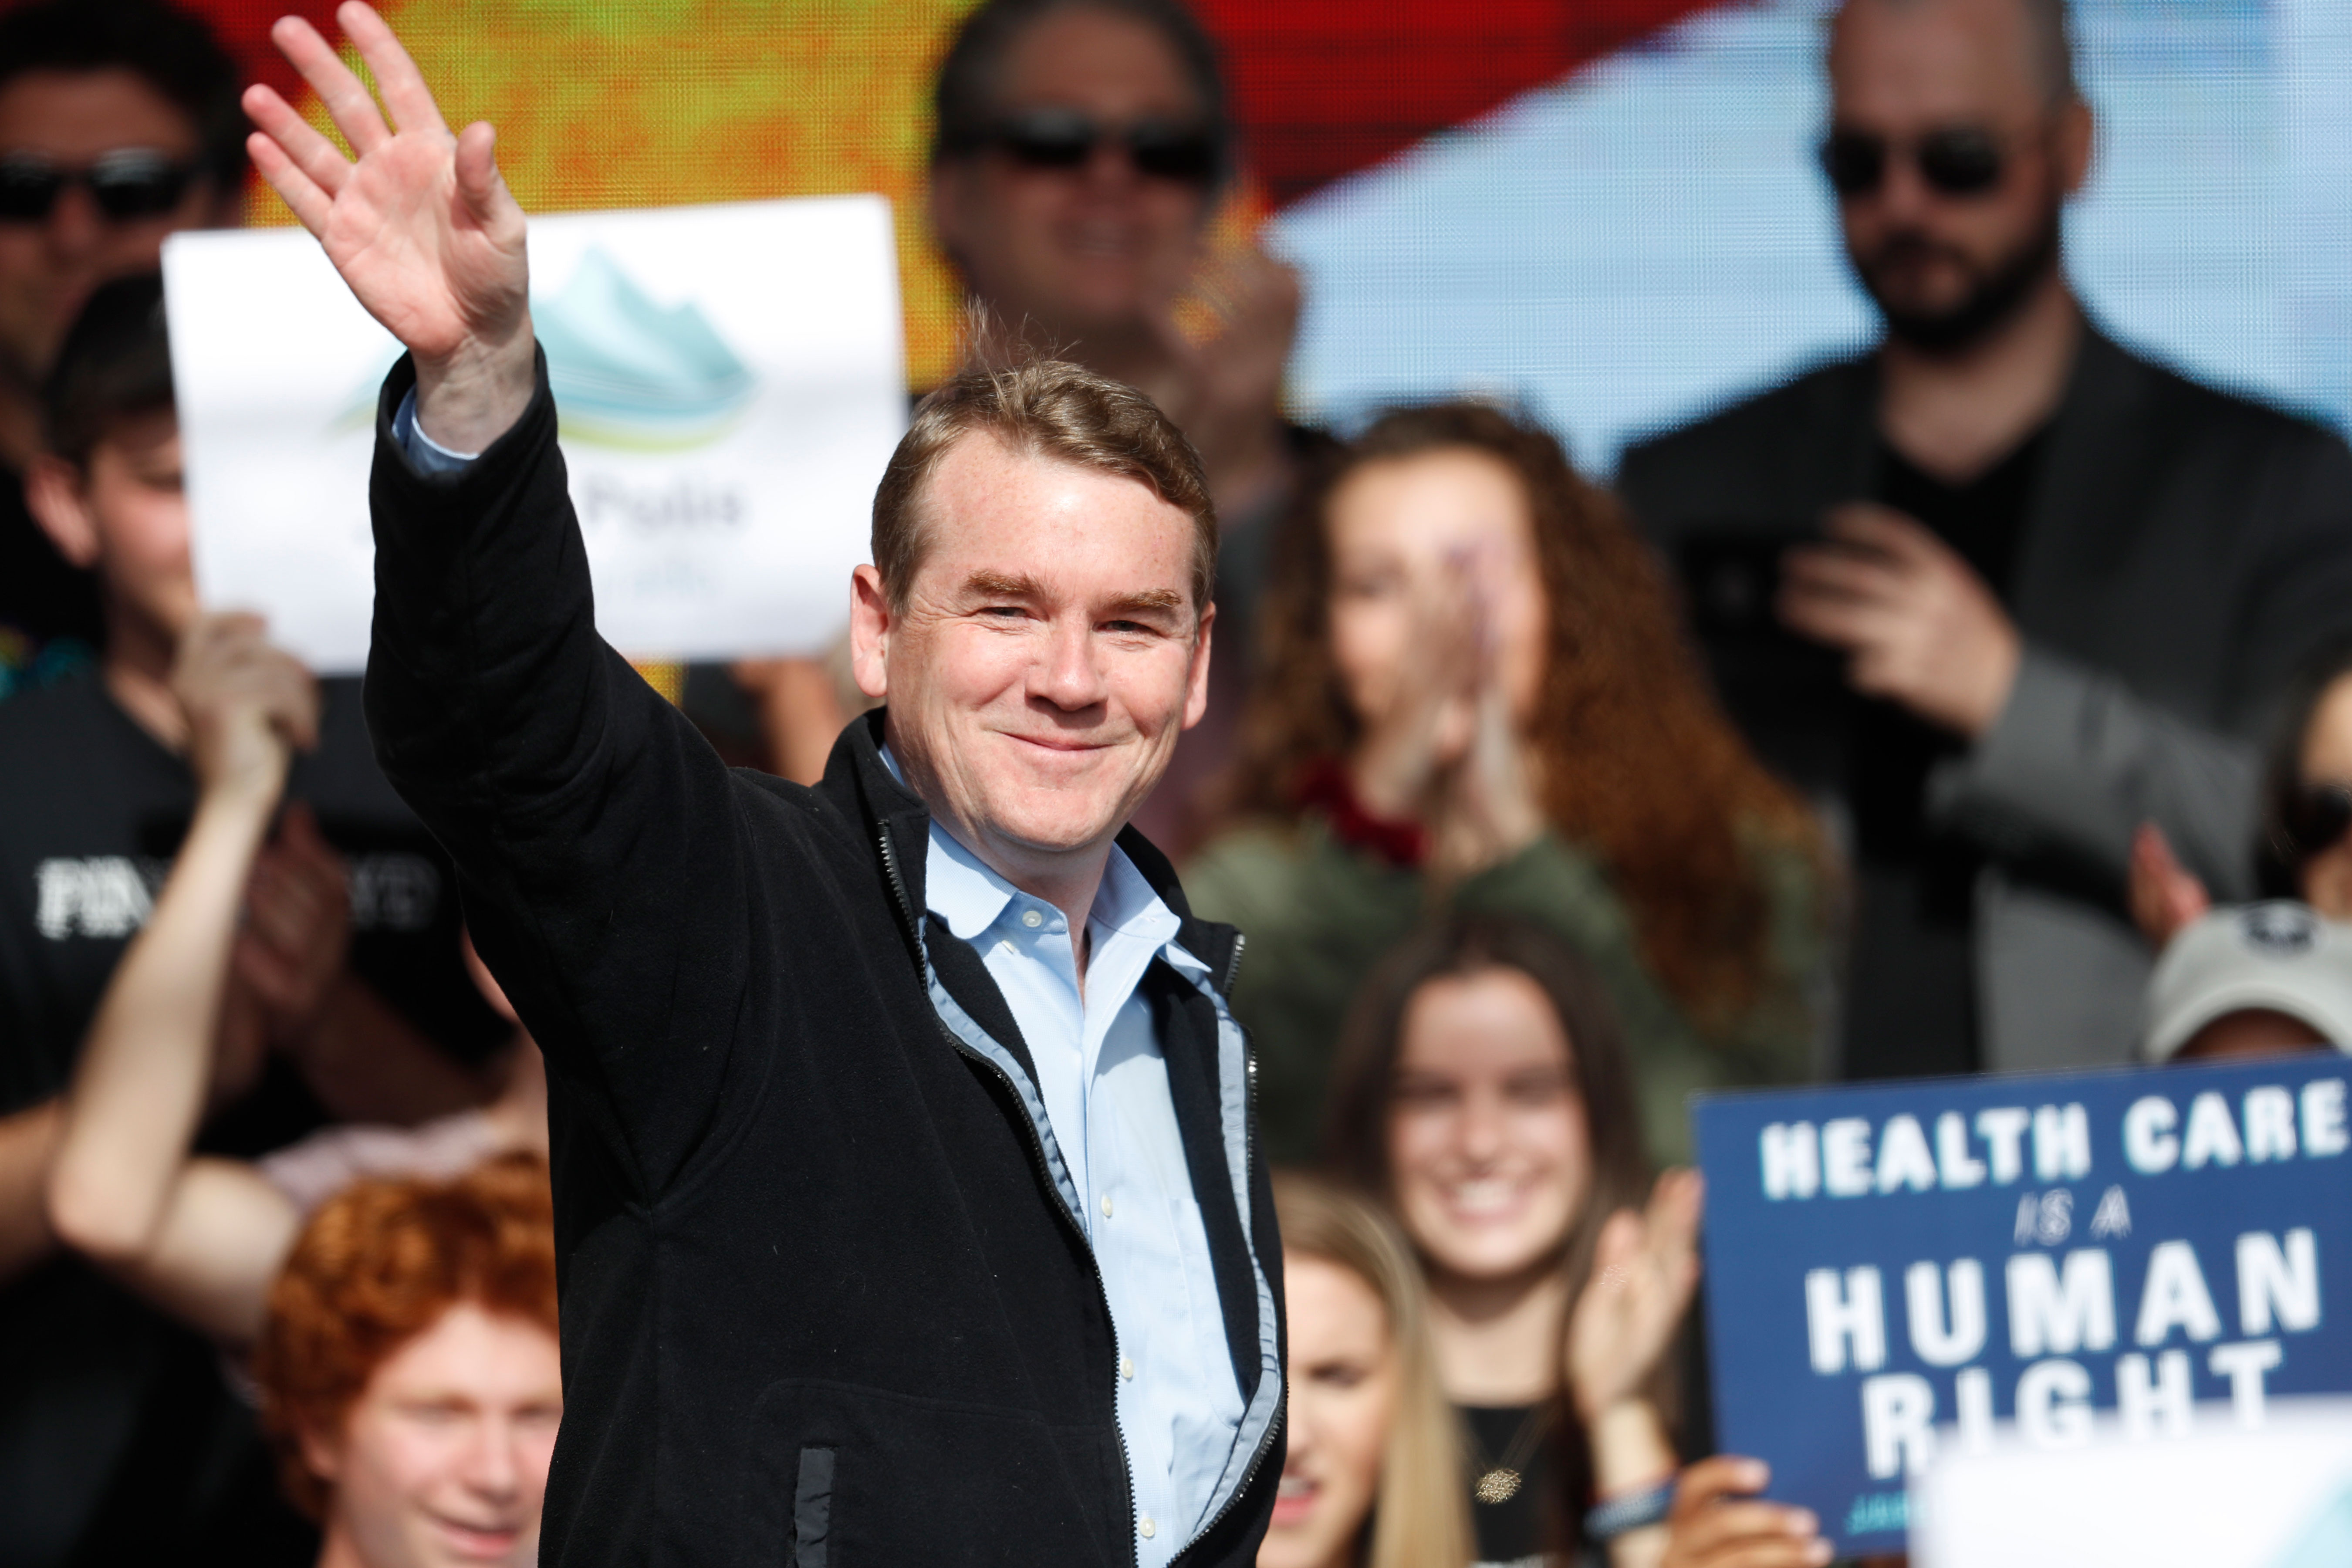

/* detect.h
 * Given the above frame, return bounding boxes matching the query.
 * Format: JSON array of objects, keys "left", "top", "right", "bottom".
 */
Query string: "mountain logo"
[
  {"left": 537, "top": 248, "right": 758, "bottom": 450},
  {"left": 333, "top": 247, "right": 758, "bottom": 450}
]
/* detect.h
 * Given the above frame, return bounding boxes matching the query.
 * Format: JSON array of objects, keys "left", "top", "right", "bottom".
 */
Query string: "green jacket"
[{"left": 1183, "top": 818, "right": 1824, "bottom": 1167}]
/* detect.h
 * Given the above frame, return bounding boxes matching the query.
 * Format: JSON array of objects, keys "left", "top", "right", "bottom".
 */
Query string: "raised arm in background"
[
  {"left": 246, "top": 3, "right": 764, "bottom": 1203},
  {"left": 0, "top": 1101, "right": 61, "bottom": 1285},
  {"left": 44, "top": 614, "right": 318, "bottom": 1343}
]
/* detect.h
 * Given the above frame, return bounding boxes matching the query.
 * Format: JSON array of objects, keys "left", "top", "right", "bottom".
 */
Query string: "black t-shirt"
[
  {"left": 0, "top": 462, "right": 102, "bottom": 702},
  {"left": 1460, "top": 1402, "right": 1565, "bottom": 1566},
  {"left": 1839, "top": 428, "right": 2048, "bottom": 1081},
  {"left": 0, "top": 669, "right": 500, "bottom": 1563}
]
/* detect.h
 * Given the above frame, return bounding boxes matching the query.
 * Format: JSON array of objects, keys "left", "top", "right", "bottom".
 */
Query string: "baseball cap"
[{"left": 2143, "top": 901, "right": 2352, "bottom": 1062}]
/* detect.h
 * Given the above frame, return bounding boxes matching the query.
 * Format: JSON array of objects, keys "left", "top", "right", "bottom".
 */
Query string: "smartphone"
[{"left": 1676, "top": 525, "right": 1821, "bottom": 642}]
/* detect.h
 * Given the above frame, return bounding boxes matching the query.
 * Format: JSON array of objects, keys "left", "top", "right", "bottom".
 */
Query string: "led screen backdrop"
[{"left": 181, "top": 0, "right": 2352, "bottom": 472}]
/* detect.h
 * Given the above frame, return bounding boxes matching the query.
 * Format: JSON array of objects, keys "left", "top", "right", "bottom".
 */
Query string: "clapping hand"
[
  {"left": 1567, "top": 1167, "right": 1703, "bottom": 1425},
  {"left": 1779, "top": 504, "right": 2021, "bottom": 738},
  {"left": 245, "top": 2, "right": 533, "bottom": 453},
  {"left": 233, "top": 802, "right": 353, "bottom": 1044},
  {"left": 1349, "top": 548, "right": 1544, "bottom": 879},
  {"left": 1145, "top": 241, "right": 1301, "bottom": 516},
  {"left": 170, "top": 612, "right": 319, "bottom": 810}
]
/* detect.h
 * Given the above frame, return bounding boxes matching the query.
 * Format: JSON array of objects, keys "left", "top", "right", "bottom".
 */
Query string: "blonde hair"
[{"left": 1274, "top": 1170, "right": 1473, "bottom": 1568}]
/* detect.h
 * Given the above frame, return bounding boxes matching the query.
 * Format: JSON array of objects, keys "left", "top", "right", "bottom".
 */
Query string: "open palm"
[
  {"left": 1566, "top": 1167, "right": 1704, "bottom": 1423},
  {"left": 245, "top": 3, "right": 530, "bottom": 442}
]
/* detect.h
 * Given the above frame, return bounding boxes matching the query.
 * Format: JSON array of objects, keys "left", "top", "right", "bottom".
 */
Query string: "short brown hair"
[
  {"left": 872, "top": 358, "right": 1217, "bottom": 621},
  {"left": 253, "top": 1154, "right": 560, "bottom": 1520}
]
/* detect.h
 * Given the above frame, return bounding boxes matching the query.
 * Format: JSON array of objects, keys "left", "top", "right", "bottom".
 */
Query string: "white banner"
[{"left": 163, "top": 195, "right": 906, "bottom": 672}]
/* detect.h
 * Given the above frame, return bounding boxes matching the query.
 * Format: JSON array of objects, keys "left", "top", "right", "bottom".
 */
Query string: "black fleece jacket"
[{"left": 362, "top": 354, "right": 1285, "bottom": 1567}]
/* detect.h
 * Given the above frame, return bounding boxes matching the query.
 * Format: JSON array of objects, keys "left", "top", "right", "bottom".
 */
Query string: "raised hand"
[
  {"left": 1348, "top": 553, "right": 1481, "bottom": 823},
  {"left": 169, "top": 612, "right": 320, "bottom": 808},
  {"left": 244, "top": 2, "right": 532, "bottom": 453},
  {"left": 1567, "top": 1167, "right": 1703, "bottom": 1424},
  {"left": 2129, "top": 821, "right": 2210, "bottom": 951},
  {"left": 1144, "top": 242, "right": 1303, "bottom": 517}
]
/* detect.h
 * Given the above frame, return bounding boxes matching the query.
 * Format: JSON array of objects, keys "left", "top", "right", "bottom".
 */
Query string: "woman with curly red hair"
[
  {"left": 255, "top": 1154, "right": 561, "bottom": 1568},
  {"left": 1186, "top": 401, "right": 1832, "bottom": 1165}
]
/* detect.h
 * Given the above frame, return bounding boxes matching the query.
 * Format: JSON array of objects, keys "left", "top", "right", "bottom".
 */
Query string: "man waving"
[{"left": 244, "top": 7, "right": 1284, "bottom": 1564}]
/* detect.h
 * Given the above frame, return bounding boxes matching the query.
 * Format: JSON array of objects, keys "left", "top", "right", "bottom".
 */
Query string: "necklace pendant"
[{"left": 1475, "top": 1467, "right": 1523, "bottom": 1504}]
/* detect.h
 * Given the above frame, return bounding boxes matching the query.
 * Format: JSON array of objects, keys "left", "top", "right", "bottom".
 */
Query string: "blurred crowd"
[{"left": 3, "top": 0, "right": 2351, "bottom": 1565}]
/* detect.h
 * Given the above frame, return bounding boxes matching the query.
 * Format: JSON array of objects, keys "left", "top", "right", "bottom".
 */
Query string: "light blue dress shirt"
[
  {"left": 391, "top": 400, "right": 1251, "bottom": 1557},
  {"left": 890, "top": 755, "right": 1247, "bottom": 1565}
]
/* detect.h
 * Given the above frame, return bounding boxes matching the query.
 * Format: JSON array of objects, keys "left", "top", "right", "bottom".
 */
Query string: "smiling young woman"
[
  {"left": 1324, "top": 914, "right": 1702, "bottom": 1568},
  {"left": 1262, "top": 1172, "right": 1471, "bottom": 1568},
  {"left": 1185, "top": 401, "right": 1828, "bottom": 1173}
]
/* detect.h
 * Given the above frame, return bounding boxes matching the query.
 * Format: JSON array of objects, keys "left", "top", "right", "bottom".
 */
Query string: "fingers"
[
  {"left": 246, "top": 132, "right": 330, "bottom": 237},
  {"left": 1667, "top": 1457, "right": 1832, "bottom": 1568},
  {"left": 1821, "top": 502, "right": 1940, "bottom": 562},
  {"left": 453, "top": 121, "right": 509, "bottom": 226},
  {"left": 1591, "top": 1206, "right": 1645, "bottom": 1283},
  {"left": 242, "top": 83, "right": 353, "bottom": 201},
  {"left": 1673, "top": 1456, "right": 1771, "bottom": 1518},
  {"left": 270, "top": 14, "right": 391, "bottom": 157},
  {"left": 338, "top": 1, "right": 451, "bottom": 137},
  {"left": 2129, "top": 821, "right": 2210, "bottom": 949},
  {"left": 1781, "top": 544, "right": 1907, "bottom": 608}
]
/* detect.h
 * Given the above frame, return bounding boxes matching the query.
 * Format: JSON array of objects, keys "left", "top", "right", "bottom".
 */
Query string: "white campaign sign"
[{"left": 162, "top": 196, "right": 906, "bottom": 672}]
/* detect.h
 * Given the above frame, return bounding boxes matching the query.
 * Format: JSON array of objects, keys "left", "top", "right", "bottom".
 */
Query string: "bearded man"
[{"left": 1618, "top": 0, "right": 2352, "bottom": 1078}]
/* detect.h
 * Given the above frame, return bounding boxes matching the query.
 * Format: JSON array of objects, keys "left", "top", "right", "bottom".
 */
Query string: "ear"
[
  {"left": 1180, "top": 602, "right": 1215, "bottom": 732},
  {"left": 2055, "top": 96, "right": 2094, "bottom": 198},
  {"left": 848, "top": 565, "right": 892, "bottom": 702},
  {"left": 927, "top": 162, "right": 973, "bottom": 273},
  {"left": 24, "top": 453, "right": 100, "bottom": 568},
  {"left": 297, "top": 1420, "right": 344, "bottom": 1489}
]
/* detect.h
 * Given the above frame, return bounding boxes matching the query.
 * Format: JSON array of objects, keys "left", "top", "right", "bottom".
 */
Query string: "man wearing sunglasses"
[
  {"left": 1619, "top": 0, "right": 2352, "bottom": 1082},
  {"left": 0, "top": 0, "right": 247, "bottom": 707},
  {"left": 926, "top": 0, "right": 1311, "bottom": 849}
]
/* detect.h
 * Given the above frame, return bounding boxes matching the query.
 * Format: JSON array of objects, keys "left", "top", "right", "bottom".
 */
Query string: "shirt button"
[
  {"left": 1100, "top": 1193, "right": 1114, "bottom": 1218},
  {"left": 1021, "top": 909, "right": 1043, "bottom": 929},
  {"left": 1121, "top": 1355, "right": 1135, "bottom": 1380},
  {"left": 1139, "top": 1516, "right": 1156, "bottom": 1539}
]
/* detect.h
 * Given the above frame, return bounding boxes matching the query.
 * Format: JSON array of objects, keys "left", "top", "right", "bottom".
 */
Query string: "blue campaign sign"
[{"left": 1693, "top": 1056, "right": 2352, "bottom": 1558}]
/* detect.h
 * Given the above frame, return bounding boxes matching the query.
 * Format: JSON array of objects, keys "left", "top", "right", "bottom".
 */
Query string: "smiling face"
[
  {"left": 1386, "top": 965, "right": 1591, "bottom": 1285},
  {"left": 1325, "top": 448, "right": 1551, "bottom": 739},
  {"left": 304, "top": 1302, "right": 562, "bottom": 1568},
  {"left": 1263, "top": 1253, "right": 1397, "bottom": 1568},
  {"left": 929, "top": 6, "right": 1212, "bottom": 351},
  {"left": 853, "top": 431, "right": 1211, "bottom": 885}
]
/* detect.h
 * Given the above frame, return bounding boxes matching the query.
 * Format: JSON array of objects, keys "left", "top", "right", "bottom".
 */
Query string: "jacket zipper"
[
  {"left": 875, "top": 825, "right": 1144, "bottom": 1568},
  {"left": 1169, "top": 992, "right": 1283, "bottom": 1565}
]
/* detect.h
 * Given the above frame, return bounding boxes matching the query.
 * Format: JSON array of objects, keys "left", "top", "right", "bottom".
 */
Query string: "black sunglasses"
[
  {"left": 0, "top": 148, "right": 199, "bottom": 223},
  {"left": 981, "top": 108, "right": 1220, "bottom": 185},
  {"left": 1819, "top": 127, "right": 2006, "bottom": 199},
  {"left": 2278, "top": 782, "right": 2352, "bottom": 866}
]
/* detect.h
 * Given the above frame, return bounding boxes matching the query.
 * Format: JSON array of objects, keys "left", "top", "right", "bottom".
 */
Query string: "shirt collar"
[{"left": 881, "top": 744, "right": 1203, "bottom": 973}]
